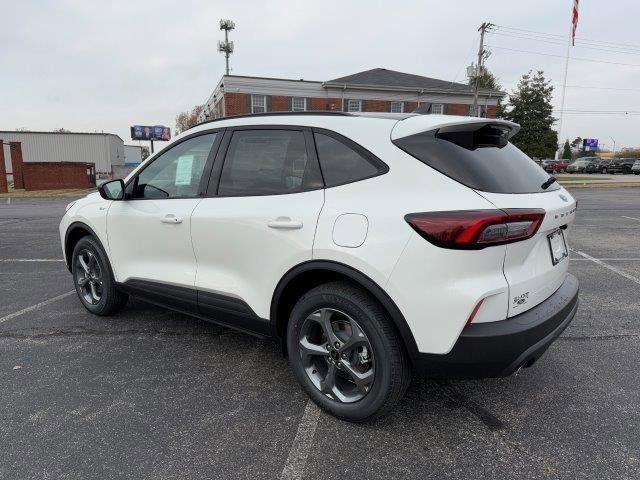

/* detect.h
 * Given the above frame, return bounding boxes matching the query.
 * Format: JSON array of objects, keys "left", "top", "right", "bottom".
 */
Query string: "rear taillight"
[{"left": 405, "top": 209, "right": 545, "bottom": 249}]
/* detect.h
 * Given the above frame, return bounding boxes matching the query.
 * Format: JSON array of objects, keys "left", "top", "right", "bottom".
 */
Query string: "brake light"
[{"left": 405, "top": 209, "right": 545, "bottom": 249}]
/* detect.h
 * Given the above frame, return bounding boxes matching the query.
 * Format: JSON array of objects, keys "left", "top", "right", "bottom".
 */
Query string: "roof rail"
[{"left": 191, "top": 111, "right": 352, "bottom": 130}]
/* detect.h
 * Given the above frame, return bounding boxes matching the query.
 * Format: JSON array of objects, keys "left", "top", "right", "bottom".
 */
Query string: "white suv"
[{"left": 60, "top": 112, "right": 579, "bottom": 421}]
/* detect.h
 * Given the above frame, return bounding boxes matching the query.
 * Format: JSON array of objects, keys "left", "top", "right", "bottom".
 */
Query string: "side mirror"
[{"left": 98, "top": 179, "right": 125, "bottom": 200}]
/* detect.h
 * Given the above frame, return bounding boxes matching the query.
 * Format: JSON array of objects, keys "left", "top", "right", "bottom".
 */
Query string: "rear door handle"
[
  {"left": 267, "top": 217, "right": 303, "bottom": 230},
  {"left": 160, "top": 214, "right": 183, "bottom": 224}
]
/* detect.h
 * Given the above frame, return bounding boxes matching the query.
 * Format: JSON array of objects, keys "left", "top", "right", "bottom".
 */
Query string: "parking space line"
[
  {"left": 572, "top": 250, "right": 640, "bottom": 286},
  {"left": 0, "top": 291, "right": 75, "bottom": 325},
  {"left": 570, "top": 258, "right": 640, "bottom": 261},
  {"left": 280, "top": 400, "right": 321, "bottom": 480},
  {"left": 0, "top": 259, "right": 65, "bottom": 262},
  {"left": 621, "top": 215, "right": 640, "bottom": 222}
]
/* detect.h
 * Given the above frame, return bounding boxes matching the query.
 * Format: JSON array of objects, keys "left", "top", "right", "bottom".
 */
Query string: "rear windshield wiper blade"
[{"left": 541, "top": 176, "right": 557, "bottom": 190}]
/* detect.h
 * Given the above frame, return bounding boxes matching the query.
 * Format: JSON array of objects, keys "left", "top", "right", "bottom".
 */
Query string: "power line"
[
  {"left": 486, "top": 45, "right": 640, "bottom": 68},
  {"left": 552, "top": 110, "right": 640, "bottom": 115},
  {"left": 494, "top": 24, "right": 640, "bottom": 51},
  {"left": 488, "top": 31, "right": 640, "bottom": 57},
  {"left": 499, "top": 80, "right": 640, "bottom": 92}
]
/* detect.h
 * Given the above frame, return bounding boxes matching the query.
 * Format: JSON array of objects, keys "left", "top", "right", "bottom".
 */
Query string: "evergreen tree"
[
  {"left": 502, "top": 71, "right": 558, "bottom": 158},
  {"left": 562, "top": 139, "right": 572, "bottom": 160}
]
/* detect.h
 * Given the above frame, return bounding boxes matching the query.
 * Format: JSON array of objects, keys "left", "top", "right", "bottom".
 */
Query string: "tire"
[
  {"left": 287, "top": 281, "right": 411, "bottom": 422},
  {"left": 71, "top": 236, "right": 128, "bottom": 316}
]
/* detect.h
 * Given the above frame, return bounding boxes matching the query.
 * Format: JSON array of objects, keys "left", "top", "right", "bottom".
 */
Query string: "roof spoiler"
[{"left": 391, "top": 115, "right": 520, "bottom": 141}]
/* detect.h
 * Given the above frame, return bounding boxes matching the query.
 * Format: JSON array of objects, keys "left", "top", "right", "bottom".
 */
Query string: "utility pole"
[
  {"left": 218, "top": 19, "right": 235, "bottom": 75},
  {"left": 473, "top": 22, "right": 492, "bottom": 117}
]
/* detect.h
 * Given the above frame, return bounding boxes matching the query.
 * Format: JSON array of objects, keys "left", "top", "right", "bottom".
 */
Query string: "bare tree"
[{"left": 175, "top": 105, "right": 205, "bottom": 134}]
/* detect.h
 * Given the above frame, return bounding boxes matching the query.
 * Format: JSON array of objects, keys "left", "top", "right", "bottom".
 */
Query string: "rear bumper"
[{"left": 414, "top": 273, "right": 579, "bottom": 378}]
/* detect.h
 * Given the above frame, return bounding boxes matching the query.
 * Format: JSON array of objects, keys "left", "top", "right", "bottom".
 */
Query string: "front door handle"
[
  {"left": 267, "top": 217, "right": 303, "bottom": 230},
  {"left": 160, "top": 214, "right": 183, "bottom": 224}
]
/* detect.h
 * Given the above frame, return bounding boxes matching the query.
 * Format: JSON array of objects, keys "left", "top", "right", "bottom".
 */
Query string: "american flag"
[{"left": 571, "top": 0, "right": 580, "bottom": 46}]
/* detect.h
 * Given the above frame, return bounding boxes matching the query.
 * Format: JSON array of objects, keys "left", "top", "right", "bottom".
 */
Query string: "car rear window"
[{"left": 392, "top": 125, "right": 559, "bottom": 194}]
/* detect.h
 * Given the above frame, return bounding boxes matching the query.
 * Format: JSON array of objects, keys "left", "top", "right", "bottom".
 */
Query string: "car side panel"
[{"left": 312, "top": 138, "right": 508, "bottom": 355}]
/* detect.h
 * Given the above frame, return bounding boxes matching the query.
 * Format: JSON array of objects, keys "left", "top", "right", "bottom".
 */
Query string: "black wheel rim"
[
  {"left": 298, "top": 308, "right": 375, "bottom": 403},
  {"left": 75, "top": 249, "right": 103, "bottom": 305}
]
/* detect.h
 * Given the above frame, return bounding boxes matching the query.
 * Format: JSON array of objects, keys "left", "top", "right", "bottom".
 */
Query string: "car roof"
[{"left": 182, "top": 111, "right": 520, "bottom": 143}]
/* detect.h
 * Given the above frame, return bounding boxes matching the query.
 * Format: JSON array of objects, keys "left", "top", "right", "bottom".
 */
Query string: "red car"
[{"left": 541, "top": 160, "right": 568, "bottom": 174}]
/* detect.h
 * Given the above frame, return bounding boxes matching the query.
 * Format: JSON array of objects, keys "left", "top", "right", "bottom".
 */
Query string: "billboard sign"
[
  {"left": 583, "top": 138, "right": 598, "bottom": 151},
  {"left": 130, "top": 125, "right": 171, "bottom": 141}
]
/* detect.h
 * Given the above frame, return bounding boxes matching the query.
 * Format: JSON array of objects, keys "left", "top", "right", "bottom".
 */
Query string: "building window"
[
  {"left": 251, "top": 95, "right": 266, "bottom": 113},
  {"left": 390, "top": 102, "right": 403, "bottom": 113},
  {"left": 291, "top": 97, "right": 307, "bottom": 112},
  {"left": 347, "top": 99, "right": 362, "bottom": 112},
  {"left": 431, "top": 103, "right": 444, "bottom": 115},
  {"left": 468, "top": 104, "right": 485, "bottom": 117}
]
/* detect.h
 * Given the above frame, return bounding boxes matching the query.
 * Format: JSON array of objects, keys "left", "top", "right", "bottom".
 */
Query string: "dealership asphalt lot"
[{"left": 1, "top": 190, "right": 639, "bottom": 480}]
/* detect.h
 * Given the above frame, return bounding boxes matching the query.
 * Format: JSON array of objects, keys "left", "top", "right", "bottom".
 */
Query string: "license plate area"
[{"left": 547, "top": 229, "right": 568, "bottom": 265}]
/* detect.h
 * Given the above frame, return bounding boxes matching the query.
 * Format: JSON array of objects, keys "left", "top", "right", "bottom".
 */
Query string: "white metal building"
[{"left": 1, "top": 131, "right": 124, "bottom": 176}]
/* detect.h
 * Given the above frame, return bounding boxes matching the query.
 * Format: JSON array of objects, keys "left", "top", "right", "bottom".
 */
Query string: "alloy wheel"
[
  {"left": 75, "top": 249, "right": 103, "bottom": 305},
  {"left": 298, "top": 308, "right": 375, "bottom": 403}
]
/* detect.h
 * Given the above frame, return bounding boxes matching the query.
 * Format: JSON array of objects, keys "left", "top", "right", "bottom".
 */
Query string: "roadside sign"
[
  {"left": 130, "top": 125, "right": 171, "bottom": 141},
  {"left": 583, "top": 138, "right": 598, "bottom": 151}
]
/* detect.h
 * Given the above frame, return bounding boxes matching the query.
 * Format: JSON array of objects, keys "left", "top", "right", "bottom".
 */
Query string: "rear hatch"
[
  {"left": 392, "top": 115, "right": 576, "bottom": 317},
  {"left": 476, "top": 189, "right": 575, "bottom": 316}
]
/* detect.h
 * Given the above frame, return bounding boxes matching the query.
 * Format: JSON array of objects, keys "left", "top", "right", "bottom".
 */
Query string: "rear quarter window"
[
  {"left": 313, "top": 131, "right": 387, "bottom": 187},
  {"left": 393, "top": 126, "right": 558, "bottom": 194}
]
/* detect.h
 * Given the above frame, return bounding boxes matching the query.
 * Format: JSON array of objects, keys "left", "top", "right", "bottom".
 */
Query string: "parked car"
[
  {"left": 542, "top": 159, "right": 569, "bottom": 174},
  {"left": 632, "top": 160, "right": 640, "bottom": 175},
  {"left": 608, "top": 158, "right": 637, "bottom": 174},
  {"left": 566, "top": 158, "right": 597, "bottom": 173},
  {"left": 59, "top": 112, "right": 579, "bottom": 421},
  {"left": 585, "top": 158, "right": 612, "bottom": 174}
]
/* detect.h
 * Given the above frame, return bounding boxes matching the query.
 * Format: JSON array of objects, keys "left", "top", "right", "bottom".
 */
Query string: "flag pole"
[
  {"left": 555, "top": 22, "right": 572, "bottom": 159},
  {"left": 556, "top": 0, "right": 578, "bottom": 159}
]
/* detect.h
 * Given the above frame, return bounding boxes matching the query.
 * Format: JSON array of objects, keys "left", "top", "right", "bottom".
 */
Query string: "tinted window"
[
  {"left": 314, "top": 132, "right": 382, "bottom": 187},
  {"left": 393, "top": 127, "right": 559, "bottom": 194},
  {"left": 130, "top": 133, "right": 217, "bottom": 199},
  {"left": 218, "top": 130, "right": 313, "bottom": 196}
]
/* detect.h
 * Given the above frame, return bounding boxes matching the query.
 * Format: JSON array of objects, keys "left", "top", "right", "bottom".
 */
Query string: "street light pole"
[{"left": 610, "top": 136, "right": 616, "bottom": 157}]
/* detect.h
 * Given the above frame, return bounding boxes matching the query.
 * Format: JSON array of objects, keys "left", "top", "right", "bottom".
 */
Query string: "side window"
[
  {"left": 130, "top": 133, "right": 217, "bottom": 199},
  {"left": 218, "top": 130, "right": 315, "bottom": 196},
  {"left": 314, "top": 132, "right": 383, "bottom": 187}
]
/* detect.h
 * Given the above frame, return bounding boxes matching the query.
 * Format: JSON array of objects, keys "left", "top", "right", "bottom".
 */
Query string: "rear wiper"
[{"left": 541, "top": 176, "right": 557, "bottom": 190}]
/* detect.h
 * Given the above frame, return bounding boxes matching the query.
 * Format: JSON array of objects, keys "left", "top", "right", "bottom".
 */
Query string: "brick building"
[{"left": 199, "top": 68, "right": 504, "bottom": 121}]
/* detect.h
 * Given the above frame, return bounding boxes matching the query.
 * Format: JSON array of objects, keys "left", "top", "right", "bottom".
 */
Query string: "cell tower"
[{"left": 218, "top": 19, "right": 235, "bottom": 75}]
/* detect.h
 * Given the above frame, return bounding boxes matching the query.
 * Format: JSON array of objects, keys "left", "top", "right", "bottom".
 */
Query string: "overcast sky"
[{"left": 2, "top": 0, "right": 639, "bottom": 149}]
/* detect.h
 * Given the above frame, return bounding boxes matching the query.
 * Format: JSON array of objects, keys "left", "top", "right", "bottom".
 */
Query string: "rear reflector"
[
  {"left": 405, "top": 209, "right": 545, "bottom": 249},
  {"left": 465, "top": 298, "right": 485, "bottom": 327}
]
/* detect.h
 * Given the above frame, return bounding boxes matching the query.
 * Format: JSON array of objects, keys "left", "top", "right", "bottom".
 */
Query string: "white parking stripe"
[
  {"left": 0, "top": 291, "right": 75, "bottom": 325},
  {"left": 0, "top": 259, "right": 65, "bottom": 262},
  {"left": 621, "top": 215, "right": 640, "bottom": 222},
  {"left": 572, "top": 250, "right": 640, "bottom": 286},
  {"left": 570, "top": 258, "right": 640, "bottom": 261},
  {"left": 280, "top": 400, "right": 321, "bottom": 480}
]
